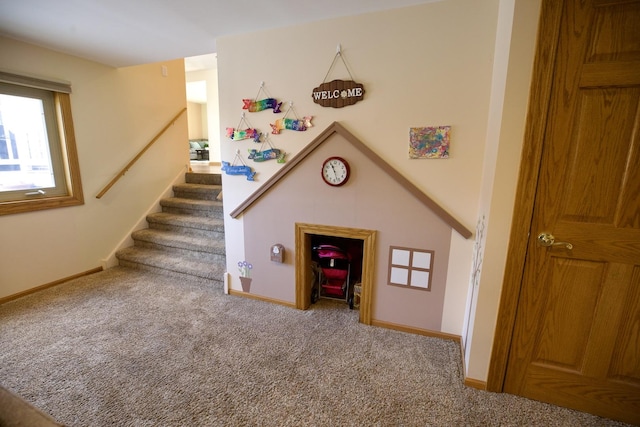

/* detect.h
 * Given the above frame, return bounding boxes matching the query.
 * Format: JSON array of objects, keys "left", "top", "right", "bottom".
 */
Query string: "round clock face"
[{"left": 321, "top": 157, "right": 350, "bottom": 186}]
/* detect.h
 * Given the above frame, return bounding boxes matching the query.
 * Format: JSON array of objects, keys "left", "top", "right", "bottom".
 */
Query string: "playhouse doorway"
[
  {"left": 310, "top": 234, "right": 363, "bottom": 308},
  {"left": 294, "top": 223, "right": 376, "bottom": 325}
]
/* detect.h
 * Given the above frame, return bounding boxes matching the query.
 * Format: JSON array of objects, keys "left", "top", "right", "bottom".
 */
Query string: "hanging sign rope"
[{"left": 312, "top": 44, "right": 365, "bottom": 108}]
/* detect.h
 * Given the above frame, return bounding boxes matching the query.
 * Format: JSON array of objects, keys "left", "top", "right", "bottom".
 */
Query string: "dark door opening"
[
  {"left": 309, "top": 234, "right": 364, "bottom": 309},
  {"left": 294, "top": 223, "right": 376, "bottom": 325}
]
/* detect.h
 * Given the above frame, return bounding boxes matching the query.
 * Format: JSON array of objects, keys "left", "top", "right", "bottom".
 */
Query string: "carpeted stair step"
[
  {"left": 146, "top": 212, "right": 224, "bottom": 239},
  {"left": 186, "top": 172, "right": 222, "bottom": 185},
  {"left": 129, "top": 228, "right": 225, "bottom": 262},
  {"left": 160, "top": 197, "right": 223, "bottom": 219},
  {"left": 117, "top": 171, "right": 226, "bottom": 284},
  {"left": 172, "top": 183, "right": 222, "bottom": 201},
  {"left": 115, "top": 246, "right": 225, "bottom": 284}
]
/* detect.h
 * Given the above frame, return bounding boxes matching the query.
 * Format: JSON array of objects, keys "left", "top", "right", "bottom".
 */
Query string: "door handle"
[{"left": 537, "top": 232, "right": 573, "bottom": 250}]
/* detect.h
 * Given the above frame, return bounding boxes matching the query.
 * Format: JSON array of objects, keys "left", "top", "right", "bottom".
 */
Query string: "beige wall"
[
  {"left": 217, "top": 0, "right": 540, "bottom": 382},
  {"left": 187, "top": 101, "right": 205, "bottom": 139},
  {"left": 463, "top": 0, "right": 541, "bottom": 381},
  {"left": 186, "top": 68, "right": 220, "bottom": 162},
  {"left": 218, "top": 0, "right": 499, "bottom": 330},
  {"left": 0, "top": 37, "right": 189, "bottom": 299}
]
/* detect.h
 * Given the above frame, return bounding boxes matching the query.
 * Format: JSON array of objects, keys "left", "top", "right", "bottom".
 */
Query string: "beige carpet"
[{"left": 0, "top": 267, "right": 631, "bottom": 426}]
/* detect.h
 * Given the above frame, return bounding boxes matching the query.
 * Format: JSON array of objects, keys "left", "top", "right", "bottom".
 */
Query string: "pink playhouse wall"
[{"left": 237, "top": 123, "right": 461, "bottom": 333}]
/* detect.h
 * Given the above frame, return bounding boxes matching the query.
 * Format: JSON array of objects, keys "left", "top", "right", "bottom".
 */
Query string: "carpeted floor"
[{"left": 0, "top": 267, "right": 632, "bottom": 426}]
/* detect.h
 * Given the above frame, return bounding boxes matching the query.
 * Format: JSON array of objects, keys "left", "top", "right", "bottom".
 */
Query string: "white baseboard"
[{"left": 223, "top": 272, "right": 230, "bottom": 294}]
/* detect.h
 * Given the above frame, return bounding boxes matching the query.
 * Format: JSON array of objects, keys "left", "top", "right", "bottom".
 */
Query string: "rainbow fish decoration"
[
  {"left": 270, "top": 116, "right": 313, "bottom": 134},
  {"left": 242, "top": 98, "right": 282, "bottom": 113},
  {"left": 226, "top": 127, "right": 261, "bottom": 142},
  {"left": 248, "top": 148, "right": 286, "bottom": 163}
]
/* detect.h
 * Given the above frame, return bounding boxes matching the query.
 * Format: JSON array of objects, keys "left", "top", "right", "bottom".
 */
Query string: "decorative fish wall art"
[
  {"left": 242, "top": 98, "right": 282, "bottom": 113},
  {"left": 248, "top": 148, "right": 286, "bottom": 163},
  {"left": 270, "top": 116, "right": 313, "bottom": 134},
  {"left": 226, "top": 127, "right": 261, "bottom": 142},
  {"left": 221, "top": 161, "right": 256, "bottom": 181},
  {"left": 222, "top": 149, "right": 257, "bottom": 181}
]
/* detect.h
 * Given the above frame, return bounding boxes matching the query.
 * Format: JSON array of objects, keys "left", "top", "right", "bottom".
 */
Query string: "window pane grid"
[{"left": 387, "top": 246, "right": 434, "bottom": 291}]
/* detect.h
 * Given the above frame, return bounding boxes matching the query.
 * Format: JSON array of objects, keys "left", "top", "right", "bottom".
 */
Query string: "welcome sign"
[{"left": 312, "top": 79, "right": 365, "bottom": 108}]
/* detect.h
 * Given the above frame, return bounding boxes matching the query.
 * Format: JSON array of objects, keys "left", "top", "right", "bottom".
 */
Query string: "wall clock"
[{"left": 321, "top": 156, "right": 350, "bottom": 187}]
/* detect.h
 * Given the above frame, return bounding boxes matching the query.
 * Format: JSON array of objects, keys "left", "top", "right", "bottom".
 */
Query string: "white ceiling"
[{"left": 0, "top": 0, "right": 439, "bottom": 68}]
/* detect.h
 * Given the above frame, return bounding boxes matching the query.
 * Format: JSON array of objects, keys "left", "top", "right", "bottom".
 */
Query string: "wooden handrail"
[{"left": 96, "top": 108, "right": 187, "bottom": 199}]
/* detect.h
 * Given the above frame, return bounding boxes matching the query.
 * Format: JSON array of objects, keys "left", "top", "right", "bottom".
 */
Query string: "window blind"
[{"left": 0, "top": 71, "right": 71, "bottom": 94}]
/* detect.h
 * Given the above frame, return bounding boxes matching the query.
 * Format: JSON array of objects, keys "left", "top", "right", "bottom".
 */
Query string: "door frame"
[{"left": 486, "top": 0, "right": 564, "bottom": 392}]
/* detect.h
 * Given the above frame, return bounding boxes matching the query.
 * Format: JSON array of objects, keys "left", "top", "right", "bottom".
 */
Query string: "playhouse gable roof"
[{"left": 230, "top": 122, "right": 472, "bottom": 239}]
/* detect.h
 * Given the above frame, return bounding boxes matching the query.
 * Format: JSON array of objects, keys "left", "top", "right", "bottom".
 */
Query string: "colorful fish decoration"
[
  {"left": 242, "top": 98, "right": 282, "bottom": 113},
  {"left": 226, "top": 127, "right": 261, "bottom": 142},
  {"left": 270, "top": 116, "right": 313, "bottom": 134},
  {"left": 248, "top": 148, "right": 286, "bottom": 163},
  {"left": 221, "top": 161, "right": 256, "bottom": 181}
]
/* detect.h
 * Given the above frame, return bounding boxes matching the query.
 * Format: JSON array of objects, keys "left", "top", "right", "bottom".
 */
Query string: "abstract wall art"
[{"left": 409, "top": 126, "right": 451, "bottom": 159}]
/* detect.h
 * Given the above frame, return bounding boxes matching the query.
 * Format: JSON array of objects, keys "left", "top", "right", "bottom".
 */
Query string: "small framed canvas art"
[{"left": 409, "top": 126, "right": 450, "bottom": 159}]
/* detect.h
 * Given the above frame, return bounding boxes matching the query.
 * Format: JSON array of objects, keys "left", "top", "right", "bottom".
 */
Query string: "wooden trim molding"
[
  {"left": 486, "top": 0, "right": 562, "bottom": 392},
  {"left": 0, "top": 267, "right": 103, "bottom": 304},
  {"left": 228, "top": 289, "right": 297, "bottom": 309},
  {"left": 230, "top": 122, "right": 472, "bottom": 239},
  {"left": 464, "top": 378, "right": 487, "bottom": 391},
  {"left": 0, "top": 93, "right": 84, "bottom": 216},
  {"left": 371, "top": 319, "right": 461, "bottom": 342},
  {"left": 295, "top": 222, "right": 376, "bottom": 325}
]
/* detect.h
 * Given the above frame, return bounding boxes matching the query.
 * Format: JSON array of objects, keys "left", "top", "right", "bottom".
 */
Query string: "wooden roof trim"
[
  {"left": 228, "top": 123, "right": 336, "bottom": 219},
  {"left": 230, "top": 122, "right": 472, "bottom": 239}
]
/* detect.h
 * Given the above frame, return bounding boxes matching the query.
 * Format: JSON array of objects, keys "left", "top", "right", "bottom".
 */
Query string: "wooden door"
[{"left": 503, "top": 0, "right": 640, "bottom": 424}]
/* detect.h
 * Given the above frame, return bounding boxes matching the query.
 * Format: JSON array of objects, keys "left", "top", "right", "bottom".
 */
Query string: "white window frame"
[{"left": 0, "top": 71, "right": 83, "bottom": 215}]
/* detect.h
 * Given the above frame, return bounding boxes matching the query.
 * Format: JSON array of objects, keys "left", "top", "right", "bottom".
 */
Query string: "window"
[
  {"left": 388, "top": 246, "right": 434, "bottom": 291},
  {"left": 0, "top": 72, "right": 83, "bottom": 215}
]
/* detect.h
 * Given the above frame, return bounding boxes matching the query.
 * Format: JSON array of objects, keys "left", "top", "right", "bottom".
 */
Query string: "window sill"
[{"left": 0, "top": 194, "right": 84, "bottom": 216}]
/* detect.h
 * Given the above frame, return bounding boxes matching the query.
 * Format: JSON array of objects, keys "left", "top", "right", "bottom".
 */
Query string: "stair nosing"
[
  {"left": 131, "top": 228, "right": 225, "bottom": 253},
  {"left": 161, "top": 197, "right": 222, "bottom": 207},
  {"left": 173, "top": 183, "right": 222, "bottom": 191},
  {"left": 147, "top": 212, "right": 224, "bottom": 230},
  {"left": 117, "top": 247, "right": 226, "bottom": 280}
]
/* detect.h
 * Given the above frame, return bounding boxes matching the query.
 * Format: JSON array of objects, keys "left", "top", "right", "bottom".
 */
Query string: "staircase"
[{"left": 116, "top": 172, "right": 226, "bottom": 285}]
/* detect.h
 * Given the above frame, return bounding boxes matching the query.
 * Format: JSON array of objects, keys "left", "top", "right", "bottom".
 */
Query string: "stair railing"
[{"left": 96, "top": 108, "right": 187, "bottom": 199}]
